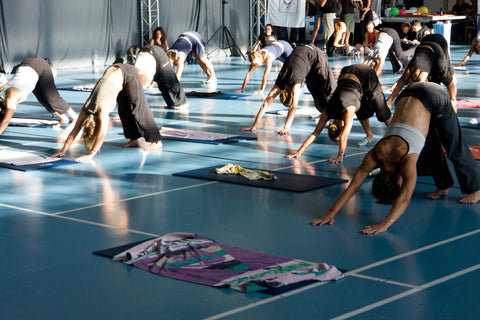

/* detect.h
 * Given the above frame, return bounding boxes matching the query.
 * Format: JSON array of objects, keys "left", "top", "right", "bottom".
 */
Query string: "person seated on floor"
[
  {"left": 167, "top": 31, "right": 216, "bottom": 84},
  {"left": 51, "top": 63, "right": 162, "bottom": 162},
  {"left": 411, "top": 20, "right": 432, "bottom": 44},
  {"left": 364, "top": 27, "right": 410, "bottom": 75},
  {"left": 0, "top": 58, "right": 77, "bottom": 134},
  {"left": 363, "top": 20, "right": 379, "bottom": 54},
  {"left": 310, "top": 82, "right": 480, "bottom": 234},
  {"left": 149, "top": 26, "right": 169, "bottom": 51},
  {"left": 387, "top": 34, "right": 456, "bottom": 108},
  {"left": 252, "top": 24, "right": 278, "bottom": 52},
  {"left": 458, "top": 31, "right": 480, "bottom": 66},
  {"left": 240, "top": 44, "right": 336, "bottom": 136},
  {"left": 234, "top": 40, "right": 293, "bottom": 94},
  {"left": 399, "top": 21, "right": 417, "bottom": 51},
  {"left": 399, "top": 21, "right": 412, "bottom": 41},
  {"left": 326, "top": 20, "right": 351, "bottom": 57},
  {"left": 135, "top": 45, "right": 189, "bottom": 110},
  {"left": 286, "top": 64, "right": 391, "bottom": 163}
]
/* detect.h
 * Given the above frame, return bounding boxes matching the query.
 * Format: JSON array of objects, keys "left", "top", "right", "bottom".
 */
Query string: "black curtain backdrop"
[
  {"left": 0, "top": 0, "right": 249, "bottom": 72},
  {"left": 0, "top": 0, "right": 138, "bottom": 72}
]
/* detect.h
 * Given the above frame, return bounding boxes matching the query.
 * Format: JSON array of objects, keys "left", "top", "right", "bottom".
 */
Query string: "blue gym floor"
[{"left": 1, "top": 46, "right": 479, "bottom": 320}]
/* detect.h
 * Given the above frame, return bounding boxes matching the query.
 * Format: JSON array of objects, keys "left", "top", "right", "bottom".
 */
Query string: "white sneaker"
[
  {"left": 0, "top": 73, "right": 7, "bottom": 86},
  {"left": 357, "top": 137, "right": 373, "bottom": 146},
  {"left": 369, "top": 168, "right": 381, "bottom": 177},
  {"left": 172, "top": 103, "right": 190, "bottom": 110},
  {"left": 203, "top": 77, "right": 217, "bottom": 84}
]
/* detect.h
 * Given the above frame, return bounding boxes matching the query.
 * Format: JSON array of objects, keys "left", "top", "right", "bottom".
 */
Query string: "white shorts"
[
  {"left": 368, "top": 33, "right": 393, "bottom": 60},
  {"left": 0, "top": 66, "right": 39, "bottom": 103},
  {"left": 135, "top": 52, "right": 156, "bottom": 88}
]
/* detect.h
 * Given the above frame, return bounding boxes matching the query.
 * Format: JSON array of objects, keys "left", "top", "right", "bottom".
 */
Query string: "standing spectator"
[
  {"left": 341, "top": 0, "right": 356, "bottom": 46},
  {"left": 320, "top": 0, "right": 340, "bottom": 49},
  {"left": 452, "top": 0, "right": 474, "bottom": 44}
]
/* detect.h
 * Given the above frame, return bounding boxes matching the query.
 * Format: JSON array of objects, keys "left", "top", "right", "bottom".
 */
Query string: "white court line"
[
  {"left": 0, "top": 202, "right": 159, "bottom": 237},
  {"left": 0, "top": 181, "right": 217, "bottom": 237},
  {"left": 203, "top": 229, "right": 480, "bottom": 320},
  {"left": 53, "top": 181, "right": 218, "bottom": 215},
  {"left": 348, "top": 273, "right": 418, "bottom": 289},
  {"left": 331, "top": 264, "right": 480, "bottom": 320}
]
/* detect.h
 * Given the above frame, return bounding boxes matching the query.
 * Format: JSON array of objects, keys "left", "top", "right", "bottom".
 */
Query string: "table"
[
  {"left": 381, "top": 14, "right": 466, "bottom": 24},
  {"left": 381, "top": 15, "right": 467, "bottom": 46}
]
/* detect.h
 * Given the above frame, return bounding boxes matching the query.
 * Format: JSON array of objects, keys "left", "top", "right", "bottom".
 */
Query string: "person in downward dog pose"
[
  {"left": 167, "top": 31, "right": 217, "bottom": 84},
  {"left": 241, "top": 44, "right": 336, "bottom": 136},
  {"left": 364, "top": 27, "right": 410, "bottom": 74},
  {"left": 0, "top": 58, "right": 77, "bottom": 134},
  {"left": 286, "top": 64, "right": 391, "bottom": 163},
  {"left": 52, "top": 63, "right": 162, "bottom": 162},
  {"left": 311, "top": 82, "right": 480, "bottom": 234},
  {"left": 135, "top": 45, "right": 188, "bottom": 110},
  {"left": 235, "top": 40, "right": 293, "bottom": 94},
  {"left": 386, "top": 34, "right": 456, "bottom": 108}
]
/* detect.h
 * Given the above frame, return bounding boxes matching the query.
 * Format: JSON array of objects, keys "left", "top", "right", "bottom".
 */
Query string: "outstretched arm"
[
  {"left": 446, "top": 80, "right": 457, "bottom": 111},
  {"left": 234, "top": 64, "right": 257, "bottom": 93},
  {"left": 277, "top": 83, "right": 301, "bottom": 135},
  {"left": 255, "top": 55, "right": 274, "bottom": 94},
  {"left": 311, "top": 151, "right": 378, "bottom": 226},
  {"left": 0, "top": 88, "right": 22, "bottom": 135},
  {"left": 252, "top": 40, "right": 261, "bottom": 52},
  {"left": 286, "top": 111, "right": 330, "bottom": 158},
  {"left": 386, "top": 75, "right": 407, "bottom": 106},
  {"left": 329, "top": 106, "right": 355, "bottom": 163},
  {"left": 458, "top": 39, "right": 477, "bottom": 66},
  {"left": 361, "top": 156, "right": 417, "bottom": 234},
  {"left": 51, "top": 108, "right": 88, "bottom": 158},
  {"left": 240, "top": 85, "right": 282, "bottom": 131}
]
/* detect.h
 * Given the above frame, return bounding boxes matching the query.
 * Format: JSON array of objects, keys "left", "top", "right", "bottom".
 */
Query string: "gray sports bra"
[{"left": 382, "top": 122, "right": 426, "bottom": 155}]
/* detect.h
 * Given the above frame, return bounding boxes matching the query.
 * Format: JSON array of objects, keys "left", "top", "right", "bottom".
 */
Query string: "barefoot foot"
[
  {"left": 459, "top": 189, "right": 480, "bottom": 204},
  {"left": 145, "top": 141, "right": 163, "bottom": 151},
  {"left": 427, "top": 188, "right": 448, "bottom": 200},
  {"left": 122, "top": 138, "right": 143, "bottom": 148}
]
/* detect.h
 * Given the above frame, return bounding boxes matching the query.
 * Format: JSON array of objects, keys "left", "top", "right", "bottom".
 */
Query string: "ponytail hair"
[{"left": 81, "top": 113, "right": 98, "bottom": 152}]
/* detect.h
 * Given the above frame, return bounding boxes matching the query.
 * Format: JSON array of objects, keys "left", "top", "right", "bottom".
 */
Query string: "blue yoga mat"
[
  {"left": 0, "top": 158, "right": 77, "bottom": 171},
  {"left": 454, "top": 66, "right": 480, "bottom": 73},
  {"left": 8, "top": 118, "right": 59, "bottom": 127},
  {"left": 185, "top": 91, "right": 251, "bottom": 100},
  {"left": 173, "top": 165, "right": 348, "bottom": 192},
  {"left": 0, "top": 149, "right": 78, "bottom": 171},
  {"left": 159, "top": 127, "right": 256, "bottom": 145},
  {"left": 461, "top": 123, "right": 480, "bottom": 129}
]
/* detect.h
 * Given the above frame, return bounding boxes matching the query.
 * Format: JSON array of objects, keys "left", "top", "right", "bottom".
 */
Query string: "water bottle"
[
  {"left": 91, "top": 49, "right": 99, "bottom": 73},
  {"left": 439, "top": 8, "right": 443, "bottom": 16}
]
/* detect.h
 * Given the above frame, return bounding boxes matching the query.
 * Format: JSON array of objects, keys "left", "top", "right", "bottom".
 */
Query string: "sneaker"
[
  {"left": 203, "top": 77, "right": 217, "bottom": 84},
  {"left": 357, "top": 137, "right": 373, "bottom": 146},
  {"left": 368, "top": 168, "right": 381, "bottom": 177},
  {"left": 0, "top": 73, "right": 7, "bottom": 86},
  {"left": 172, "top": 103, "right": 189, "bottom": 110}
]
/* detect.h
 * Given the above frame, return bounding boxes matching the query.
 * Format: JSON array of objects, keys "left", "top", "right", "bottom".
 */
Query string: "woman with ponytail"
[{"left": 52, "top": 63, "right": 162, "bottom": 162}]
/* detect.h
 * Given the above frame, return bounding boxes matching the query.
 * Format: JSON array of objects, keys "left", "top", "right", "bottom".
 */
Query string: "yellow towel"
[{"left": 215, "top": 163, "right": 277, "bottom": 180}]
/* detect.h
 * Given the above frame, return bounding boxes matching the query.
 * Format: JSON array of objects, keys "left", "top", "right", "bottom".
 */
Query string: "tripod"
[{"left": 207, "top": 0, "right": 246, "bottom": 59}]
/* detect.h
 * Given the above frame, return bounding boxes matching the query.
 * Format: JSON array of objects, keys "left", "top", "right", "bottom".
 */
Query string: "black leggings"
[
  {"left": 399, "top": 83, "right": 480, "bottom": 193},
  {"left": 115, "top": 63, "right": 161, "bottom": 143},
  {"left": 22, "top": 58, "right": 70, "bottom": 114}
]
